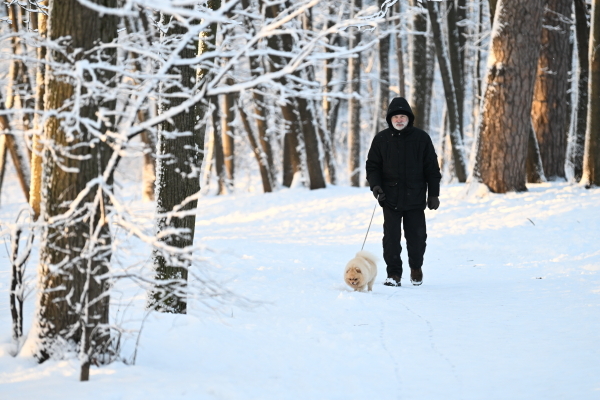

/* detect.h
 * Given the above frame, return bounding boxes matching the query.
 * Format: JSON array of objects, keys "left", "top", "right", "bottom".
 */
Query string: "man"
[{"left": 366, "top": 97, "right": 441, "bottom": 287}]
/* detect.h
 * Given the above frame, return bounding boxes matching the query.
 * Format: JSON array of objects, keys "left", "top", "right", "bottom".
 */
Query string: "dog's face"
[{"left": 345, "top": 265, "right": 365, "bottom": 288}]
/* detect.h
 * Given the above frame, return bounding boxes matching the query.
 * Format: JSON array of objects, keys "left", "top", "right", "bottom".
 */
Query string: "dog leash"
[{"left": 361, "top": 201, "right": 378, "bottom": 251}]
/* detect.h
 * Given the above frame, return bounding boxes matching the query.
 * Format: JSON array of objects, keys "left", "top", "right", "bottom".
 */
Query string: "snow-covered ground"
[{"left": 1, "top": 180, "right": 599, "bottom": 399}]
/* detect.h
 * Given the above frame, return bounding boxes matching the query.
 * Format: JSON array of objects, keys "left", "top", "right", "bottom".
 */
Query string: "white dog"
[{"left": 344, "top": 251, "right": 378, "bottom": 292}]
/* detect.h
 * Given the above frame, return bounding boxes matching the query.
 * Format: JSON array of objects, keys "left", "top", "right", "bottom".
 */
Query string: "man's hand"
[
  {"left": 372, "top": 186, "right": 386, "bottom": 202},
  {"left": 427, "top": 196, "right": 440, "bottom": 210}
]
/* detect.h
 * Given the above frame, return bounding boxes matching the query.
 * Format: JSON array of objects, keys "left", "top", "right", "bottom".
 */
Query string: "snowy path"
[{"left": 1, "top": 183, "right": 599, "bottom": 399}]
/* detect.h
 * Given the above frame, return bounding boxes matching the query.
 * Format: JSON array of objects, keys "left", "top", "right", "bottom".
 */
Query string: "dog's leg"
[{"left": 367, "top": 279, "right": 374, "bottom": 291}]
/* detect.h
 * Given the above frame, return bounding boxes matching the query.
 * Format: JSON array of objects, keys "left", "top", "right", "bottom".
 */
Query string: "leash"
[{"left": 361, "top": 201, "right": 378, "bottom": 251}]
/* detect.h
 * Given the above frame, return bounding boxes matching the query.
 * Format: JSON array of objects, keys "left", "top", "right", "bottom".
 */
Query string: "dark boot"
[
  {"left": 384, "top": 275, "right": 401, "bottom": 287},
  {"left": 410, "top": 268, "right": 423, "bottom": 286}
]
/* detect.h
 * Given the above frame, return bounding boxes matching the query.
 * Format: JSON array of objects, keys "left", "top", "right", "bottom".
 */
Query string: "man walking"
[{"left": 366, "top": 97, "right": 441, "bottom": 286}]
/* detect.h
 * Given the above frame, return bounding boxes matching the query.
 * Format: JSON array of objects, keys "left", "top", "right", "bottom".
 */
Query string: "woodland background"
[{"left": 0, "top": 0, "right": 598, "bottom": 384}]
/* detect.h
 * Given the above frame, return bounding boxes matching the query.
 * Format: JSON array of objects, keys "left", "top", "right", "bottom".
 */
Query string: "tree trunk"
[
  {"left": 474, "top": 0, "right": 545, "bottom": 193},
  {"left": 531, "top": 0, "right": 572, "bottom": 180},
  {"left": 488, "top": 0, "right": 498, "bottom": 24},
  {"left": 446, "top": 0, "right": 465, "bottom": 132},
  {"left": 0, "top": 96, "right": 30, "bottom": 202},
  {"left": 151, "top": 2, "right": 219, "bottom": 314},
  {"left": 348, "top": 0, "right": 362, "bottom": 187},
  {"left": 568, "top": 0, "right": 590, "bottom": 181},
  {"left": 212, "top": 97, "right": 227, "bottom": 195},
  {"left": 376, "top": 0, "right": 391, "bottom": 135},
  {"left": 427, "top": 2, "right": 467, "bottom": 182},
  {"left": 582, "top": 0, "right": 600, "bottom": 187},
  {"left": 237, "top": 99, "right": 273, "bottom": 193},
  {"left": 30, "top": 6, "right": 47, "bottom": 219},
  {"left": 409, "top": 0, "right": 433, "bottom": 132},
  {"left": 239, "top": 0, "right": 275, "bottom": 189},
  {"left": 526, "top": 122, "right": 546, "bottom": 183},
  {"left": 302, "top": 9, "right": 335, "bottom": 186},
  {"left": 140, "top": 117, "right": 157, "bottom": 202},
  {"left": 221, "top": 89, "right": 235, "bottom": 192},
  {"left": 36, "top": 0, "right": 117, "bottom": 376},
  {"left": 0, "top": 136, "right": 7, "bottom": 204},
  {"left": 263, "top": 4, "right": 304, "bottom": 188},
  {"left": 471, "top": 0, "right": 484, "bottom": 136},
  {"left": 394, "top": 1, "right": 406, "bottom": 98}
]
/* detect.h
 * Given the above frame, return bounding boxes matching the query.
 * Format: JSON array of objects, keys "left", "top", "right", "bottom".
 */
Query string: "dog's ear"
[{"left": 354, "top": 267, "right": 361, "bottom": 274}]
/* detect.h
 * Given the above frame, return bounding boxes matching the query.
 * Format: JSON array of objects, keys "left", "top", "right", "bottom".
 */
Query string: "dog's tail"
[{"left": 356, "top": 250, "right": 378, "bottom": 265}]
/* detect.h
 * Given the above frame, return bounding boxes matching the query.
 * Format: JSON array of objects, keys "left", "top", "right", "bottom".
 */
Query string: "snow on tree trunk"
[
  {"left": 427, "top": 2, "right": 467, "bottom": 182},
  {"left": 568, "top": 0, "right": 591, "bottom": 182},
  {"left": 531, "top": 0, "right": 572, "bottom": 180},
  {"left": 35, "top": 0, "right": 118, "bottom": 379},
  {"left": 526, "top": 122, "right": 547, "bottom": 183},
  {"left": 446, "top": 0, "right": 465, "bottom": 133},
  {"left": 150, "top": 4, "right": 218, "bottom": 313},
  {"left": 474, "top": 0, "right": 545, "bottom": 193},
  {"left": 582, "top": 0, "right": 600, "bottom": 187}
]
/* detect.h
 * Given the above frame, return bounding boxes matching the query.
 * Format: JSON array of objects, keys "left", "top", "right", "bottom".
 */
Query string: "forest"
[{"left": 0, "top": 0, "right": 598, "bottom": 387}]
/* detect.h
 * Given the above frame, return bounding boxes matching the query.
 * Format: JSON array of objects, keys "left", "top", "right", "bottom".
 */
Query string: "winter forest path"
[{"left": 1, "top": 183, "right": 599, "bottom": 399}]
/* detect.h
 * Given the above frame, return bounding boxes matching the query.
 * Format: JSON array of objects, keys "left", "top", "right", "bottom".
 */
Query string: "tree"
[
  {"left": 427, "top": 1, "right": 467, "bottom": 182},
  {"left": 408, "top": 0, "right": 433, "bottom": 132},
  {"left": 531, "top": 0, "right": 573, "bottom": 180},
  {"left": 473, "top": 0, "right": 545, "bottom": 193},
  {"left": 348, "top": 0, "right": 362, "bottom": 187},
  {"left": 582, "top": 0, "right": 600, "bottom": 187},
  {"left": 35, "top": 0, "right": 118, "bottom": 382},
  {"left": 376, "top": 0, "right": 391, "bottom": 136},
  {"left": 568, "top": 0, "right": 591, "bottom": 181},
  {"left": 393, "top": 1, "right": 406, "bottom": 98},
  {"left": 150, "top": 1, "right": 220, "bottom": 313}
]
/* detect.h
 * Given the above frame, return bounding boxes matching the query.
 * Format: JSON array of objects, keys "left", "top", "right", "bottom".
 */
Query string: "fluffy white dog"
[{"left": 344, "top": 251, "right": 378, "bottom": 292}]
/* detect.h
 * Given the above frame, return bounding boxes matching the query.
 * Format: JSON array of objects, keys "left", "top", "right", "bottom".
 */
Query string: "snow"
[{"left": 1, "top": 180, "right": 600, "bottom": 399}]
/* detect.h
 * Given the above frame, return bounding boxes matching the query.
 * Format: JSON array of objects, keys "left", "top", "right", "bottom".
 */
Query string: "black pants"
[{"left": 382, "top": 206, "right": 427, "bottom": 278}]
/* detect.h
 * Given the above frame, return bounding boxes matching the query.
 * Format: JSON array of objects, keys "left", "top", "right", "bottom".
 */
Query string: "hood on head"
[{"left": 386, "top": 97, "right": 415, "bottom": 130}]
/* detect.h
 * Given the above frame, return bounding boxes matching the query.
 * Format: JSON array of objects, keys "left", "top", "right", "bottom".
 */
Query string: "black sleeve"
[
  {"left": 366, "top": 136, "right": 383, "bottom": 190},
  {"left": 423, "top": 134, "right": 442, "bottom": 197}
]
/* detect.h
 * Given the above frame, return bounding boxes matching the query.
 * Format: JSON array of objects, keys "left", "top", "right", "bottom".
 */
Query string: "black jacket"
[{"left": 366, "top": 97, "right": 441, "bottom": 211}]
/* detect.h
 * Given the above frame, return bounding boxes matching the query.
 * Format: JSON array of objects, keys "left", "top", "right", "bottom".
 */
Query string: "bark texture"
[
  {"left": 474, "top": 0, "right": 545, "bottom": 193},
  {"left": 582, "top": 0, "right": 600, "bottom": 186},
  {"left": 409, "top": 0, "right": 433, "bottom": 132},
  {"left": 568, "top": 0, "right": 590, "bottom": 181},
  {"left": 37, "top": 0, "right": 118, "bottom": 375},
  {"left": 30, "top": 7, "right": 48, "bottom": 219},
  {"left": 531, "top": 0, "right": 572, "bottom": 180},
  {"left": 151, "top": 3, "right": 219, "bottom": 313}
]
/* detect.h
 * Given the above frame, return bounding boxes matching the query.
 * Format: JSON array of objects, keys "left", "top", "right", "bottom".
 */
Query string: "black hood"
[{"left": 386, "top": 97, "right": 415, "bottom": 131}]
